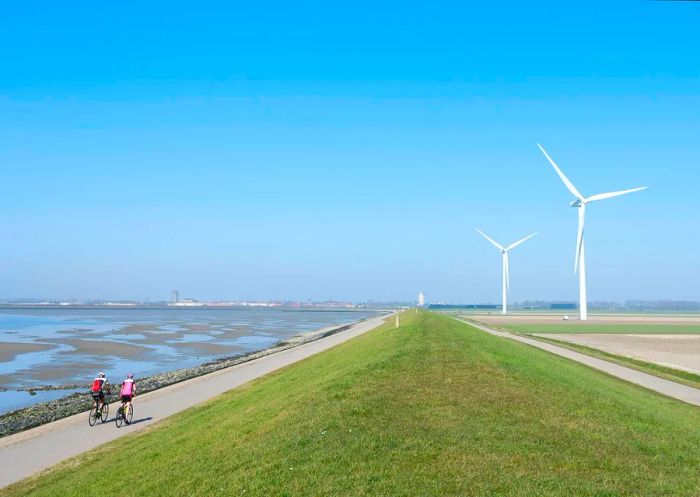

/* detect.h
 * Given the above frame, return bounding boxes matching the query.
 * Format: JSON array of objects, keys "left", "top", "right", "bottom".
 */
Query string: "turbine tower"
[
  {"left": 537, "top": 144, "right": 647, "bottom": 320},
  {"left": 476, "top": 229, "right": 537, "bottom": 315}
]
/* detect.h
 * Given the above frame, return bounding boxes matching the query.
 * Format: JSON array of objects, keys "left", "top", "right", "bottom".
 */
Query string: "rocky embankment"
[{"left": 0, "top": 320, "right": 363, "bottom": 438}]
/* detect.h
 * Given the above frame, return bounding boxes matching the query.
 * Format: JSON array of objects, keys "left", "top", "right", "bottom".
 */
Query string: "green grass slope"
[{"left": 4, "top": 312, "right": 699, "bottom": 497}]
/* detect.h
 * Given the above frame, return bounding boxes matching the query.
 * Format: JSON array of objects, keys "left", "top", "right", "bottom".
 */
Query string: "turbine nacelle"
[{"left": 570, "top": 199, "right": 583, "bottom": 208}]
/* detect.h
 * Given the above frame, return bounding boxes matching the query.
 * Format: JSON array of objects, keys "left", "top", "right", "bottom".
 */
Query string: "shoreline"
[
  {"left": 0, "top": 313, "right": 387, "bottom": 438},
  {"left": 0, "top": 313, "right": 392, "bottom": 488}
]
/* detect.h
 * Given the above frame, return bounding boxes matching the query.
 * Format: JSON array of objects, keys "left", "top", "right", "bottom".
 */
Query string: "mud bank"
[{"left": 0, "top": 319, "right": 371, "bottom": 438}]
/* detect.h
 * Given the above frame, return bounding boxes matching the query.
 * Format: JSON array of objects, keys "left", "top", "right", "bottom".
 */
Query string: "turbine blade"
[
  {"left": 586, "top": 186, "right": 647, "bottom": 203},
  {"left": 475, "top": 229, "right": 505, "bottom": 251},
  {"left": 575, "top": 204, "right": 585, "bottom": 273},
  {"left": 504, "top": 253, "right": 510, "bottom": 292},
  {"left": 506, "top": 232, "right": 538, "bottom": 251},
  {"left": 537, "top": 143, "right": 585, "bottom": 200}
]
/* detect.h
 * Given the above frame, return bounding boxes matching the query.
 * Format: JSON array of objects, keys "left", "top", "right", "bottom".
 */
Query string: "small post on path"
[{"left": 395, "top": 314, "right": 400, "bottom": 329}]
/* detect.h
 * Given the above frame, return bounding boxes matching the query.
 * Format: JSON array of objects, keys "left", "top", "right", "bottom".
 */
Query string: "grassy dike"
[{"left": 4, "top": 312, "right": 699, "bottom": 497}]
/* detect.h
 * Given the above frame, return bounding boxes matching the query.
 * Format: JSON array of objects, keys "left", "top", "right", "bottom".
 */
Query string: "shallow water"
[
  {"left": 0, "top": 307, "right": 381, "bottom": 414},
  {"left": 0, "top": 388, "right": 85, "bottom": 414}
]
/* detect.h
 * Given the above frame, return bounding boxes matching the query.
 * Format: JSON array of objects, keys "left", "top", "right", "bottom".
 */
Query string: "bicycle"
[
  {"left": 88, "top": 397, "right": 109, "bottom": 426},
  {"left": 115, "top": 402, "right": 133, "bottom": 428}
]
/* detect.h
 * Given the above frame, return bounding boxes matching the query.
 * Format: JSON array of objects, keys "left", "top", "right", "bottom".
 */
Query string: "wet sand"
[
  {"left": 182, "top": 324, "right": 216, "bottom": 331},
  {"left": 0, "top": 308, "right": 385, "bottom": 395},
  {"left": 117, "top": 333, "right": 184, "bottom": 344},
  {"left": 9, "top": 361, "right": 108, "bottom": 384},
  {"left": 44, "top": 338, "right": 153, "bottom": 358},
  {"left": 113, "top": 324, "right": 164, "bottom": 334},
  {"left": 0, "top": 314, "right": 392, "bottom": 487},
  {"left": 171, "top": 341, "right": 246, "bottom": 356},
  {"left": 539, "top": 334, "right": 700, "bottom": 374},
  {"left": 0, "top": 343, "right": 55, "bottom": 363}
]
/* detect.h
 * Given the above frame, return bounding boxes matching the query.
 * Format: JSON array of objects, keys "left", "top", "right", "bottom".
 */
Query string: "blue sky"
[{"left": 1, "top": 1, "right": 699, "bottom": 303}]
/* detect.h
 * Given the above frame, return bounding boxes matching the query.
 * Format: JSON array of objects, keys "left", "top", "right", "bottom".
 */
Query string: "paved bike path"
[
  {"left": 464, "top": 318, "right": 700, "bottom": 407},
  {"left": 0, "top": 314, "right": 390, "bottom": 489}
]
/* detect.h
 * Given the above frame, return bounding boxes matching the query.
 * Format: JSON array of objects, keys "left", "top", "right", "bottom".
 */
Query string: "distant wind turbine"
[
  {"left": 537, "top": 143, "right": 647, "bottom": 320},
  {"left": 476, "top": 229, "right": 537, "bottom": 315}
]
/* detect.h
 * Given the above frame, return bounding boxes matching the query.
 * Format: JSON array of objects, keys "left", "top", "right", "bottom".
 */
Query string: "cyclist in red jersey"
[{"left": 90, "top": 372, "right": 109, "bottom": 411}]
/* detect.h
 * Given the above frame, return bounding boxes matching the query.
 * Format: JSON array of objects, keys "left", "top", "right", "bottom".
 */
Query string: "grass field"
[
  {"left": 4, "top": 312, "right": 699, "bottom": 497},
  {"left": 504, "top": 323, "right": 700, "bottom": 334},
  {"left": 495, "top": 322, "right": 700, "bottom": 387},
  {"left": 530, "top": 335, "right": 700, "bottom": 390}
]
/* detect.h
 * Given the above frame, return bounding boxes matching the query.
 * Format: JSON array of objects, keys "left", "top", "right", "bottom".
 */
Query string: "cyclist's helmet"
[
  {"left": 127, "top": 373, "right": 134, "bottom": 379},
  {"left": 99, "top": 371, "right": 106, "bottom": 378}
]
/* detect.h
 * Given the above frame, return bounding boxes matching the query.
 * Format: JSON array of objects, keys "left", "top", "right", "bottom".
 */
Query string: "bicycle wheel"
[
  {"left": 88, "top": 406, "right": 98, "bottom": 426},
  {"left": 115, "top": 406, "right": 124, "bottom": 428},
  {"left": 100, "top": 402, "right": 109, "bottom": 422},
  {"left": 125, "top": 404, "right": 133, "bottom": 424}
]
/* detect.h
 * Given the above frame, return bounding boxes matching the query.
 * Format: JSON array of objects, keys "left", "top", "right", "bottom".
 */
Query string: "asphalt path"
[
  {"left": 464, "top": 318, "right": 700, "bottom": 407},
  {"left": 0, "top": 314, "right": 390, "bottom": 489}
]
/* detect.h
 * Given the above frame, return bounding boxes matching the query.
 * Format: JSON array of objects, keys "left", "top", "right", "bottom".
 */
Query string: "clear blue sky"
[{"left": 1, "top": 1, "right": 698, "bottom": 303}]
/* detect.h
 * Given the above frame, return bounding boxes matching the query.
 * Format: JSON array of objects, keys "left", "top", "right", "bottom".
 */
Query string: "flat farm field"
[{"left": 468, "top": 314, "right": 700, "bottom": 388}]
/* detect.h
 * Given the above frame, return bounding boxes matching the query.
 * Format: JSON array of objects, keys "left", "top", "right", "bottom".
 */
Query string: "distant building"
[
  {"left": 169, "top": 298, "right": 202, "bottom": 307},
  {"left": 428, "top": 304, "right": 501, "bottom": 310},
  {"left": 550, "top": 303, "right": 577, "bottom": 310},
  {"left": 418, "top": 291, "right": 425, "bottom": 307},
  {"left": 171, "top": 290, "right": 179, "bottom": 303}
]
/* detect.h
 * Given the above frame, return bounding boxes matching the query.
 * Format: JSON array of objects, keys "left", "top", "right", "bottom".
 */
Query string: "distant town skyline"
[
  {"left": 4, "top": 295, "right": 700, "bottom": 313},
  {"left": 1, "top": 2, "right": 699, "bottom": 303}
]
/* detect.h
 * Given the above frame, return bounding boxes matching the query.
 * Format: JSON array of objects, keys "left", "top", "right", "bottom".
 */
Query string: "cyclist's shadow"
[
  {"left": 106, "top": 416, "right": 153, "bottom": 426},
  {"left": 126, "top": 417, "right": 153, "bottom": 426}
]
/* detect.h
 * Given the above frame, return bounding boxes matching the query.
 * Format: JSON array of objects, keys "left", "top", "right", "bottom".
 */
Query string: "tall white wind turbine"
[
  {"left": 476, "top": 229, "right": 537, "bottom": 315},
  {"left": 537, "top": 144, "right": 647, "bottom": 320}
]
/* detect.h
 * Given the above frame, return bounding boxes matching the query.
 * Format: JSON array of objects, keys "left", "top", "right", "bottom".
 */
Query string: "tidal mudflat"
[{"left": 0, "top": 308, "right": 381, "bottom": 414}]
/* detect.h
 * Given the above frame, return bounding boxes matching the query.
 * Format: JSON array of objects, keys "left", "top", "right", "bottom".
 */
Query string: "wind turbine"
[
  {"left": 537, "top": 144, "right": 647, "bottom": 320},
  {"left": 476, "top": 229, "right": 537, "bottom": 315}
]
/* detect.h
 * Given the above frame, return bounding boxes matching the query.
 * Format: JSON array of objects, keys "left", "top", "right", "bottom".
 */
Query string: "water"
[
  {"left": 0, "top": 388, "right": 84, "bottom": 415},
  {"left": 0, "top": 307, "right": 382, "bottom": 414}
]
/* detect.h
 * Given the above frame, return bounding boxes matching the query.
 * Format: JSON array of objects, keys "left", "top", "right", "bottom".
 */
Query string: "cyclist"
[
  {"left": 90, "top": 371, "right": 109, "bottom": 411},
  {"left": 119, "top": 373, "right": 136, "bottom": 419}
]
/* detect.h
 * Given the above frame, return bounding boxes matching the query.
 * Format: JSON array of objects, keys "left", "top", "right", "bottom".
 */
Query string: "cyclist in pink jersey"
[{"left": 119, "top": 373, "right": 136, "bottom": 415}]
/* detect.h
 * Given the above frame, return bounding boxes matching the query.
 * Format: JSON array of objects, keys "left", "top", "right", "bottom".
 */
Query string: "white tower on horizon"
[
  {"left": 476, "top": 229, "right": 537, "bottom": 315},
  {"left": 418, "top": 291, "right": 425, "bottom": 307},
  {"left": 538, "top": 143, "right": 647, "bottom": 321}
]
